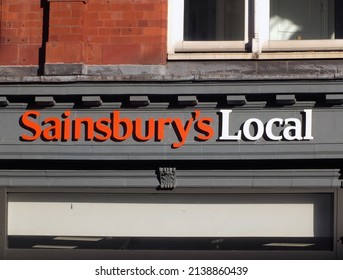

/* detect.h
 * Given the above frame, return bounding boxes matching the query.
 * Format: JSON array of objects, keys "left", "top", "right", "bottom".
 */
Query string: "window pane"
[
  {"left": 270, "top": 0, "right": 343, "bottom": 40},
  {"left": 184, "top": 0, "right": 245, "bottom": 41},
  {"left": 335, "top": 0, "right": 343, "bottom": 38}
]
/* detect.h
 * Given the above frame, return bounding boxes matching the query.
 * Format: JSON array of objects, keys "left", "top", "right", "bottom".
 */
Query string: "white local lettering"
[{"left": 219, "top": 109, "right": 313, "bottom": 141}]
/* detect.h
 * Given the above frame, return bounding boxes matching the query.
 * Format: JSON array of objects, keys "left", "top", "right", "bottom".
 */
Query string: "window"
[
  {"left": 184, "top": 0, "right": 245, "bottom": 41},
  {"left": 270, "top": 0, "right": 334, "bottom": 40},
  {"left": 168, "top": 0, "right": 343, "bottom": 58},
  {"left": 265, "top": 0, "right": 343, "bottom": 51}
]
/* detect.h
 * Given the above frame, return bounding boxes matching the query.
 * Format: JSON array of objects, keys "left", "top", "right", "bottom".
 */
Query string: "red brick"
[
  {"left": 50, "top": 2, "right": 83, "bottom": 11},
  {"left": 88, "top": 3, "right": 111, "bottom": 12},
  {"left": 0, "top": 45, "right": 19, "bottom": 65},
  {"left": 104, "top": 20, "right": 115, "bottom": 28},
  {"left": 60, "top": 18, "right": 82, "bottom": 26},
  {"left": 135, "top": 36, "right": 161, "bottom": 44},
  {"left": 110, "top": 4, "right": 123, "bottom": 11},
  {"left": 50, "top": 27, "right": 71, "bottom": 36},
  {"left": 0, "top": 0, "right": 168, "bottom": 66},
  {"left": 24, "top": 21, "right": 42, "bottom": 28},
  {"left": 98, "top": 28, "right": 120, "bottom": 36},
  {"left": 122, "top": 11, "right": 139, "bottom": 20},
  {"left": 87, "top": 13, "right": 100, "bottom": 21},
  {"left": 144, "top": 27, "right": 162, "bottom": 36},
  {"left": 8, "top": 4, "right": 27, "bottom": 13},
  {"left": 46, "top": 42, "right": 65, "bottom": 63},
  {"left": 86, "top": 28, "right": 99, "bottom": 36},
  {"left": 143, "top": 11, "right": 161, "bottom": 20},
  {"left": 135, "top": 3, "right": 155, "bottom": 11},
  {"left": 1, "top": 21, "right": 13, "bottom": 28},
  {"left": 59, "top": 34, "right": 83, "bottom": 42},
  {"left": 63, "top": 42, "right": 85, "bottom": 62},
  {"left": 23, "top": 12, "right": 42, "bottom": 21},
  {"left": 138, "top": 20, "right": 149, "bottom": 27},
  {"left": 4, "top": 37, "right": 29, "bottom": 44},
  {"left": 46, "top": 42, "right": 84, "bottom": 63},
  {"left": 1, "top": 29, "right": 17, "bottom": 37},
  {"left": 115, "top": 20, "right": 138, "bottom": 28},
  {"left": 109, "top": 36, "right": 135, "bottom": 44},
  {"left": 86, "top": 20, "right": 104, "bottom": 28},
  {"left": 101, "top": 13, "right": 112, "bottom": 20},
  {"left": 19, "top": 44, "right": 40, "bottom": 65},
  {"left": 50, "top": 10, "right": 72, "bottom": 18},
  {"left": 70, "top": 27, "right": 83, "bottom": 34},
  {"left": 2, "top": 13, "right": 20, "bottom": 20},
  {"left": 121, "top": 27, "right": 144, "bottom": 36},
  {"left": 85, "top": 43, "right": 102, "bottom": 64},
  {"left": 102, "top": 44, "right": 140, "bottom": 64},
  {"left": 49, "top": 35, "right": 58, "bottom": 41},
  {"left": 64, "top": 2, "right": 84, "bottom": 10},
  {"left": 87, "top": 36, "right": 111, "bottom": 44},
  {"left": 111, "top": 12, "right": 123, "bottom": 20},
  {"left": 153, "top": 20, "right": 163, "bottom": 27},
  {"left": 49, "top": 3, "right": 63, "bottom": 10},
  {"left": 120, "top": 4, "right": 134, "bottom": 12},
  {"left": 18, "top": 28, "right": 41, "bottom": 37},
  {"left": 50, "top": 17, "right": 61, "bottom": 25},
  {"left": 29, "top": 36, "right": 42, "bottom": 44},
  {"left": 139, "top": 44, "right": 164, "bottom": 64},
  {"left": 30, "top": 4, "right": 41, "bottom": 12}
]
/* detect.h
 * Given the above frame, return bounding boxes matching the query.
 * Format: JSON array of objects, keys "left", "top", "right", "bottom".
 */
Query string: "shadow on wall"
[{"left": 38, "top": 0, "right": 50, "bottom": 75}]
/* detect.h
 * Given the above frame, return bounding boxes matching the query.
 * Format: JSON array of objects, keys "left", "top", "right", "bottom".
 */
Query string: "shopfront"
[{"left": 0, "top": 81, "right": 342, "bottom": 259}]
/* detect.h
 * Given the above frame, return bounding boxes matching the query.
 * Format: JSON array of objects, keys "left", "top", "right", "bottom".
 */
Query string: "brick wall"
[
  {"left": 46, "top": 0, "right": 86, "bottom": 64},
  {"left": 0, "top": 0, "right": 167, "bottom": 67},
  {"left": 85, "top": 0, "right": 167, "bottom": 65},
  {"left": 0, "top": 0, "right": 43, "bottom": 65}
]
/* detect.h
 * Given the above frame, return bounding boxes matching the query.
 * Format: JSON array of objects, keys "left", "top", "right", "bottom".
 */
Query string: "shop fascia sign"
[{"left": 19, "top": 109, "right": 313, "bottom": 149}]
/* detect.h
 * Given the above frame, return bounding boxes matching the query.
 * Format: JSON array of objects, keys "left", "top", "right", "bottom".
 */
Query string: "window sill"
[
  {"left": 263, "top": 40, "right": 343, "bottom": 52},
  {"left": 175, "top": 41, "right": 247, "bottom": 53},
  {"left": 168, "top": 51, "right": 343, "bottom": 61}
]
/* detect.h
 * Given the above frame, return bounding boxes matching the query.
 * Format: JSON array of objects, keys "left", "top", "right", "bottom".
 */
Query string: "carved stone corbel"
[{"left": 158, "top": 167, "right": 176, "bottom": 189}]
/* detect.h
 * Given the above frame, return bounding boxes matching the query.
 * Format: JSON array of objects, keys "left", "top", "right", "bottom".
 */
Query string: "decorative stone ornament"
[{"left": 159, "top": 167, "right": 176, "bottom": 189}]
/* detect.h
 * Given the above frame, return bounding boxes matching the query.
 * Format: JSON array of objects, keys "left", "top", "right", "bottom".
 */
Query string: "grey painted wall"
[
  {"left": 0, "top": 81, "right": 343, "bottom": 160},
  {"left": 0, "top": 106, "right": 342, "bottom": 160}
]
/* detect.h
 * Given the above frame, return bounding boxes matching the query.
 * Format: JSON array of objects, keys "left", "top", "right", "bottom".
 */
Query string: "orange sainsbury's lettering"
[
  {"left": 62, "top": 111, "right": 72, "bottom": 141},
  {"left": 195, "top": 117, "right": 214, "bottom": 141},
  {"left": 19, "top": 110, "right": 216, "bottom": 148},
  {"left": 156, "top": 117, "right": 172, "bottom": 141},
  {"left": 42, "top": 117, "right": 61, "bottom": 141},
  {"left": 134, "top": 118, "right": 155, "bottom": 141},
  {"left": 94, "top": 118, "right": 112, "bottom": 141},
  {"left": 111, "top": 111, "right": 133, "bottom": 141},
  {"left": 20, "top": 111, "right": 42, "bottom": 141}
]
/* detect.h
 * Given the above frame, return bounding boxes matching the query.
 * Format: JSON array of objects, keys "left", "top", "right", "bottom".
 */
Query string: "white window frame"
[
  {"left": 260, "top": 0, "right": 343, "bottom": 52},
  {"left": 168, "top": 0, "right": 343, "bottom": 60},
  {"left": 168, "top": 0, "right": 249, "bottom": 54}
]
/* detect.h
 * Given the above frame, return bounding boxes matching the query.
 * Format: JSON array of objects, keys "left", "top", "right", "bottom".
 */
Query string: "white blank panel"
[{"left": 8, "top": 194, "right": 317, "bottom": 237}]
